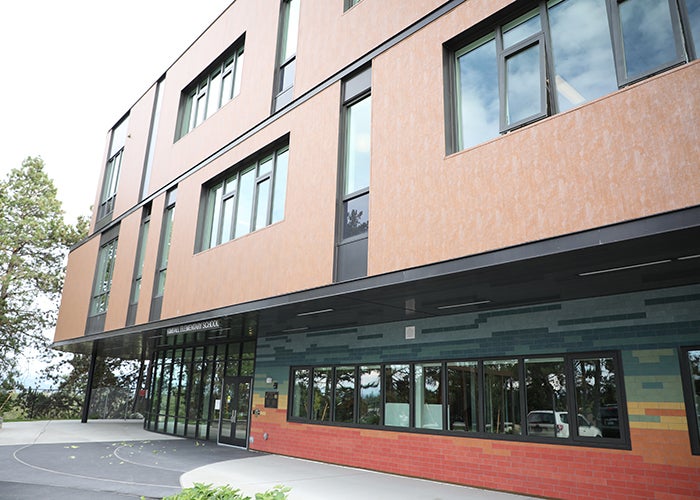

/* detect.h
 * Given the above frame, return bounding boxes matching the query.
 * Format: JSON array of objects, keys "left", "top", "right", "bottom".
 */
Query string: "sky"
[
  {"left": 0, "top": 0, "right": 233, "bottom": 388},
  {"left": 0, "top": 0, "right": 233, "bottom": 225}
]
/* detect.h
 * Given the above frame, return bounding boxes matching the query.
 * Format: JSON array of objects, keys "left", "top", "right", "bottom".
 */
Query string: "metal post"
[{"left": 81, "top": 342, "right": 98, "bottom": 423}]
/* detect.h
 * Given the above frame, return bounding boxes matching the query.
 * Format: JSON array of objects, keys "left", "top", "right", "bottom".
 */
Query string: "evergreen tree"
[{"left": 0, "top": 157, "right": 87, "bottom": 381}]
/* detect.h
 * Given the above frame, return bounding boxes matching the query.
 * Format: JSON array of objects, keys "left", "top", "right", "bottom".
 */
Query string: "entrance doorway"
[{"left": 218, "top": 376, "right": 252, "bottom": 447}]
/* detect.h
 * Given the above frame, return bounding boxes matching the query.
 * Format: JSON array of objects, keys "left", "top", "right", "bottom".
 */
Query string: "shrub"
[{"left": 162, "top": 483, "right": 290, "bottom": 500}]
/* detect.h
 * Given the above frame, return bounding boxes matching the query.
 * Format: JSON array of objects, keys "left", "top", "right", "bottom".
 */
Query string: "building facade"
[{"left": 53, "top": 0, "right": 700, "bottom": 498}]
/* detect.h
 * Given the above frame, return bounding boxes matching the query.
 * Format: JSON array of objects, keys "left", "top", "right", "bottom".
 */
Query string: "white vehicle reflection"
[{"left": 527, "top": 410, "right": 602, "bottom": 438}]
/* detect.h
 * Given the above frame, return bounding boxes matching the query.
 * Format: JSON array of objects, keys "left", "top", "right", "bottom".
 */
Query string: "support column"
[{"left": 81, "top": 342, "right": 98, "bottom": 423}]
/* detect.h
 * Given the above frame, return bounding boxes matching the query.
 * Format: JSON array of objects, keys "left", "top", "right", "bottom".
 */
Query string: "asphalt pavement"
[{"left": 0, "top": 420, "right": 538, "bottom": 500}]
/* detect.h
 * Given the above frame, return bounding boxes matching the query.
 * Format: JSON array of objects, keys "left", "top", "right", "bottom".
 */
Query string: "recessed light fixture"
[
  {"left": 578, "top": 259, "right": 671, "bottom": 277},
  {"left": 437, "top": 300, "right": 491, "bottom": 310},
  {"left": 296, "top": 308, "right": 334, "bottom": 317}
]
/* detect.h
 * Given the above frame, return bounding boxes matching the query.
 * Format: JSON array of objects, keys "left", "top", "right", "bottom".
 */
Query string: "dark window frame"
[
  {"left": 287, "top": 351, "right": 630, "bottom": 449},
  {"left": 196, "top": 137, "right": 290, "bottom": 252},
  {"left": 150, "top": 188, "right": 177, "bottom": 321},
  {"left": 176, "top": 36, "right": 245, "bottom": 140},
  {"left": 446, "top": 0, "right": 700, "bottom": 153},
  {"left": 126, "top": 204, "right": 152, "bottom": 326},
  {"left": 679, "top": 346, "right": 700, "bottom": 455},
  {"left": 273, "top": 0, "right": 300, "bottom": 112},
  {"left": 86, "top": 225, "right": 120, "bottom": 334},
  {"left": 334, "top": 66, "right": 371, "bottom": 282},
  {"left": 97, "top": 115, "right": 129, "bottom": 222}
]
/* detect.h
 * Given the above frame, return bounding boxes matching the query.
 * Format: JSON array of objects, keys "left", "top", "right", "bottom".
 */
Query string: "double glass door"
[{"left": 218, "top": 376, "right": 252, "bottom": 447}]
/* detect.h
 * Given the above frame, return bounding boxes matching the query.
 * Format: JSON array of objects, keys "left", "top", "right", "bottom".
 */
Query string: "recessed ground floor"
[{"left": 132, "top": 283, "right": 700, "bottom": 499}]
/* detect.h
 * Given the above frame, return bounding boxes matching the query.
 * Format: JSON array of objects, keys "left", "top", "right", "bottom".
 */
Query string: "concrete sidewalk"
[
  {"left": 0, "top": 420, "right": 537, "bottom": 499},
  {"left": 183, "top": 453, "right": 536, "bottom": 500}
]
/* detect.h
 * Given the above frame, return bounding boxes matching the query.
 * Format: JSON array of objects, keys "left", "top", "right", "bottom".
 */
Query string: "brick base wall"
[{"left": 249, "top": 406, "right": 700, "bottom": 499}]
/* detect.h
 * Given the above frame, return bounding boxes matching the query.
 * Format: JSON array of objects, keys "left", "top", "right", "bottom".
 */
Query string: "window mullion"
[{"left": 499, "top": 33, "right": 547, "bottom": 133}]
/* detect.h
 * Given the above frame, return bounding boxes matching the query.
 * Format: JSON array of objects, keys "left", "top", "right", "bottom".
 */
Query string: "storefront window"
[
  {"left": 484, "top": 360, "right": 521, "bottom": 435},
  {"left": 447, "top": 361, "right": 479, "bottom": 431},
  {"left": 311, "top": 367, "right": 332, "bottom": 422},
  {"left": 574, "top": 356, "right": 621, "bottom": 439},
  {"left": 385, "top": 364, "right": 410, "bottom": 427},
  {"left": 334, "top": 367, "right": 355, "bottom": 423},
  {"left": 359, "top": 365, "right": 381, "bottom": 425},
  {"left": 525, "top": 358, "right": 566, "bottom": 438},
  {"left": 415, "top": 363, "right": 443, "bottom": 429},
  {"left": 291, "top": 368, "right": 310, "bottom": 419}
]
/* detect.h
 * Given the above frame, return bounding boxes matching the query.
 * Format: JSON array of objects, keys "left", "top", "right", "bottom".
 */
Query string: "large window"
[
  {"left": 452, "top": 0, "right": 700, "bottom": 151},
  {"left": 289, "top": 352, "right": 628, "bottom": 447},
  {"left": 177, "top": 42, "right": 244, "bottom": 139},
  {"left": 150, "top": 189, "right": 176, "bottom": 321},
  {"left": 90, "top": 237, "right": 118, "bottom": 317},
  {"left": 97, "top": 116, "right": 129, "bottom": 220},
  {"left": 680, "top": 347, "right": 700, "bottom": 455},
  {"left": 199, "top": 145, "right": 288, "bottom": 251},
  {"left": 273, "top": 0, "right": 300, "bottom": 111},
  {"left": 336, "top": 67, "right": 371, "bottom": 282},
  {"left": 127, "top": 205, "right": 151, "bottom": 326}
]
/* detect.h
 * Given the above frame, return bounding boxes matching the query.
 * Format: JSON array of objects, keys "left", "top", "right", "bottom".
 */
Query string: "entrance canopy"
[{"left": 53, "top": 206, "right": 700, "bottom": 359}]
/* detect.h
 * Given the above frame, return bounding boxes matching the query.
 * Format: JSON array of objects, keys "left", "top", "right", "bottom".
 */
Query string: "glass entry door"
[{"left": 218, "top": 376, "right": 252, "bottom": 447}]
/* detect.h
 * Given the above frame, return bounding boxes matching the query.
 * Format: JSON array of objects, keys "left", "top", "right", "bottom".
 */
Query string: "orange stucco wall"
[
  {"left": 54, "top": 0, "right": 700, "bottom": 342},
  {"left": 54, "top": 238, "right": 99, "bottom": 342}
]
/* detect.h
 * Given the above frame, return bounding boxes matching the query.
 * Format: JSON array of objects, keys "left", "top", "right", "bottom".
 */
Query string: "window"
[
  {"left": 312, "top": 367, "right": 333, "bottom": 421},
  {"left": 127, "top": 205, "right": 151, "bottom": 326},
  {"left": 359, "top": 365, "right": 381, "bottom": 425},
  {"left": 452, "top": 0, "right": 700, "bottom": 151},
  {"left": 447, "top": 361, "right": 479, "bottom": 431},
  {"left": 177, "top": 43, "right": 244, "bottom": 139},
  {"left": 97, "top": 116, "right": 129, "bottom": 220},
  {"left": 415, "top": 363, "right": 443, "bottom": 429},
  {"left": 150, "top": 188, "right": 177, "bottom": 321},
  {"left": 291, "top": 368, "right": 310, "bottom": 419},
  {"left": 289, "top": 352, "right": 628, "bottom": 447},
  {"left": 335, "top": 67, "right": 371, "bottom": 282},
  {"left": 273, "top": 0, "right": 300, "bottom": 111},
  {"left": 334, "top": 366, "right": 356, "bottom": 423},
  {"left": 681, "top": 347, "right": 700, "bottom": 454},
  {"left": 344, "top": 0, "right": 361, "bottom": 11},
  {"left": 484, "top": 359, "right": 521, "bottom": 435},
  {"left": 155, "top": 191, "right": 176, "bottom": 297},
  {"left": 385, "top": 364, "right": 410, "bottom": 427},
  {"left": 90, "top": 237, "right": 118, "bottom": 317},
  {"left": 199, "top": 145, "right": 288, "bottom": 251}
]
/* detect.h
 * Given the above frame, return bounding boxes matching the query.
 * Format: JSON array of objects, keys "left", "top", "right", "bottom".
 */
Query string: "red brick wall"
[{"left": 250, "top": 407, "right": 700, "bottom": 499}]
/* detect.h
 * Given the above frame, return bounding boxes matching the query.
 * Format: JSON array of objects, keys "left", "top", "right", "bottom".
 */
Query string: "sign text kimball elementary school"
[{"left": 166, "top": 319, "right": 221, "bottom": 336}]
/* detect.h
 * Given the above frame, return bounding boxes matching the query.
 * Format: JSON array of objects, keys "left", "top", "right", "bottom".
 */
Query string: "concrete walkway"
[{"left": 0, "top": 420, "right": 538, "bottom": 499}]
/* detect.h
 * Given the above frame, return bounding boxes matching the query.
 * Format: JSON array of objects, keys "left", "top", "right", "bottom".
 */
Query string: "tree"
[{"left": 0, "top": 157, "right": 87, "bottom": 381}]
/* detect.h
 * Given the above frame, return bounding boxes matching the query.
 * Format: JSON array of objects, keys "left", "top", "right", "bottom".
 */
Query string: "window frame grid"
[
  {"left": 177, "top": 43, "right": 245, "bottom": 139},
  {"left": 97, "top": 148, "right": 123, "bottom": 220},
  {"left": 608, "top": 0, "right": 688, "bottom": 87},
  {"left": 198, "top": 145, "right": 289, "bottom": 252},
  {"left": 89, "top": 236, "right": 118, "bottom": 317},
  {"left": 288, "top": 351, "right": 629, "bottom": 449},
  {"left": 449, "top": 0, "right": 699, "bottom": 153}
]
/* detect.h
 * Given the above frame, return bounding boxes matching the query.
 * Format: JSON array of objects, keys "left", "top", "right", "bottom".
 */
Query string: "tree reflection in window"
[
  {"left": 484, "top": 360, "right": 521, "bottom": 435},
  {"left": 574, "top": 356, "right": 620, "bottom": 438}
]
